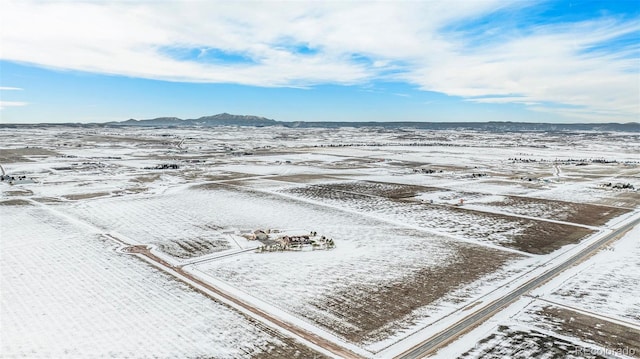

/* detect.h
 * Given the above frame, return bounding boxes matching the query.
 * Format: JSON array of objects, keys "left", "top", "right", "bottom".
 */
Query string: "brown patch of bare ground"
[
  {"left": 326, "top": 157, "right": 381, "bottom": 169},
  {"left": 62, "top": 192, "right": 110, "bottom": 200},
  {"left": 82, "top": 135, "right": 168, "bottom": 145},
  {"left": 459, "top": 325, "right": 609, "bottom": 359},
  {"left": 493, "top": 196, "right": 630, "bottom": 226},
  {"left": 32, "top": 197, "right": 63, "bottom": 203},
  {"left": 310, "top": 180, "right": 438, "bottom": 199},
  {"left": 310, "top": 244, "right": 520, "bottom": 344},
  {"left": 250, "top": 324, "right": 330, "bottom": 359},
  {"left": 4, "top": 189, "right": 33, "bottom": 196},
  {"left": 130, "top": 174, "right": 160, "bottom": 183},
  {"left": 511, "top": 218, "right": 594, "bottom": 255},
  {"left": 0, "top": 199, "right": 31, "bottom": 206},
  {"left": 483, "top": 179, "right": 548, "bottom": 190},
  {"left": 440, "top": 205, "right": 594, "bottom": 254},
  {"left": 267, "top": 174, "right": 342, "bottom": 183},
  {"left": 200, "top": 172, "right": 255, "bottom": 182},
  {"left": 534, "top": 305, "right": 640, "bottom": 356},
  {"left": 608, "top": 191, "right": 640, "bottom": 208},
  {"left": 0, "top": 147, "right": 59, "bottom": 162},
  {"left": 157, "top": 237, "right": 231, "bottom": 259}
]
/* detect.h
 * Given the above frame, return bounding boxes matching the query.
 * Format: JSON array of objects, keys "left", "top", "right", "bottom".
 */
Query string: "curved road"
[{"left": 397, "top": 216, "right": 640, "bottom": 359}]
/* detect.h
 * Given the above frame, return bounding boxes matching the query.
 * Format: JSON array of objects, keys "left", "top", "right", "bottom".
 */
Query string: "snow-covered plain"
[
  {"left": 1, "top": 126, "right": 638, "bottom": 358},
  {"left": 437, "top": 222, "right": 640, "bottom": 359},
  {"left": 53, "top": 184, "right": 524, "bottom": 350},
  {"left": 0, "top": 204, "right": 325, "bottom": 358},
  {"left": 545, "top": 224, "right": 640, "bottom": 323}
]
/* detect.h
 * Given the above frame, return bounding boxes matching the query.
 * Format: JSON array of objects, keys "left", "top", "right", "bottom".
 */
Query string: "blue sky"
[{"left": 1, "top": 0, "right": 638, "bottom": 124}]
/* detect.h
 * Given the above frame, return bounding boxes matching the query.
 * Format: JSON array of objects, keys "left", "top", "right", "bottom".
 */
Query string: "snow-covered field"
[
  {"left": 546, "top": 224, "right": 640, "bottom": 323},
  {"left": 1, "top": 126, "right": 638, "bottom": 358},
  {"left": 0, "top": 203, "right": 325, "bottom": 358},
  {"left": 276, "top": 180, "right": 597, "bottom": 254},
  {"left": 52, "top": 184, "right": 523, "bottom": 349},
  {"left": 438, "top": 222, "right": 640, "bottom": 359}
]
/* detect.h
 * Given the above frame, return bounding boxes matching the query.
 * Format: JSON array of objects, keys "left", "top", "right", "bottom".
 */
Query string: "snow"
[
  {"left": 543, "top": 223, "right": 640, "bottom": 323},
  {"left": 435, "top": 221, "right": 640, "bottom": 358},
  {"left": 1, "top": 125, "right": 637, "bottom": 358},
  {"left": 0, "top": 204, "right": 312, "bottom": 358},
  {"left": 46, "top": 183, "right": 532, "bottom": 353}
]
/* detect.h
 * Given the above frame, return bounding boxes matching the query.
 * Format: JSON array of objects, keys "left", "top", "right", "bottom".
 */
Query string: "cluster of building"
[
  {"left": 0, "top": 174, "right": 35, "bottom": 185},
  {"left": 469, "top": 172, "right": 487, "bottom": 178},
  {"left": 0, "top": 165, "right": 35, "bottom": 185},
  {"left": 601, "top": 182, "right": 635, "bottom": 190},
  {"left": 144, "top": 163, "right": 179, "bottom": 170},
  {"left": 412, "top": 168, "right": 443, "bottom": 174},
  {"left": 249, "top": 229, "right": 335, "bottom": 253}
]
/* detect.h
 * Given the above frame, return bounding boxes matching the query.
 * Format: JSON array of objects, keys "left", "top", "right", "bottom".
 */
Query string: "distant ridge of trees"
[{"left": 2, "top": 113, "right": 639, "bottom": 133}]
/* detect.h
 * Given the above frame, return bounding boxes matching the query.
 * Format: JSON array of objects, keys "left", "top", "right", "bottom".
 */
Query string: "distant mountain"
[
  {"left": 106, "top": 113, "right": 277, "bottom": 127},
  {"left": 101, "top": 114, "right": 640, "bottom": 132},
  {"left": 2, "top": 113, "right": 638, "bottom": 132},
  {"left": 190, "top": 113, "right": 277, "bottom": 126},
  {"left": 118, "top": 117, "right": 183, "bottom": 126}
]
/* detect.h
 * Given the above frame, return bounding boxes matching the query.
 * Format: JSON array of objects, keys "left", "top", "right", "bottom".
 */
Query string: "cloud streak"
[
  {"left": 1, "top": 0, "right": 638, "bottom": 121},
  {"left": 0, "top": 101, "right": 28, "bottom": 110}
]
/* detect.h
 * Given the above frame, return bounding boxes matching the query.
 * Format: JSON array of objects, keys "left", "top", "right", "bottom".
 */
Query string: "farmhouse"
[
  {"left": 250, "top": 229, "right": 336, "bottom": 253},
  {"left": 0, "top": 164, "right": 35, "bottom": 185}
]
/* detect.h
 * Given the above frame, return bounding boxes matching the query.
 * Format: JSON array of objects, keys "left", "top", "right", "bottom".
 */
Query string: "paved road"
[{"left": 397, "top": 216, "right": 640, "bottom": 359}]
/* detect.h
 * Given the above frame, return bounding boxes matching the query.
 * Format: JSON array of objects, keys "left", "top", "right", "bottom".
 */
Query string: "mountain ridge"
[
  {"left": 2, "top": 113, "right": 639, "bottom": 132},
  {"left": 102, "top": 114, "right": 640, "bottom": 132}
]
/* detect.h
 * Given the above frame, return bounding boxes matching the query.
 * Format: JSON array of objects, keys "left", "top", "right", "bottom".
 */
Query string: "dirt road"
[{"left": 122, "top": 245, "right": 366, "bottom": 359}]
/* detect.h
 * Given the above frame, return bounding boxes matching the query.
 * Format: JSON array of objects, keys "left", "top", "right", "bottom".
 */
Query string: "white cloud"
[
  {"left": 0, "top": 101, "right": 28, "bottom": 110},
  {"left": 0, "top": 87, "right": 23, "bottom": 91},
  {"left": 406, "top": 18, "right": 640, "bottom": 122},
  {"left": 1, "top": 0, "right": 638, "bottom": 121},
  {"left": 467, "top": 97, "right": 538, "bottom": 105}
]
